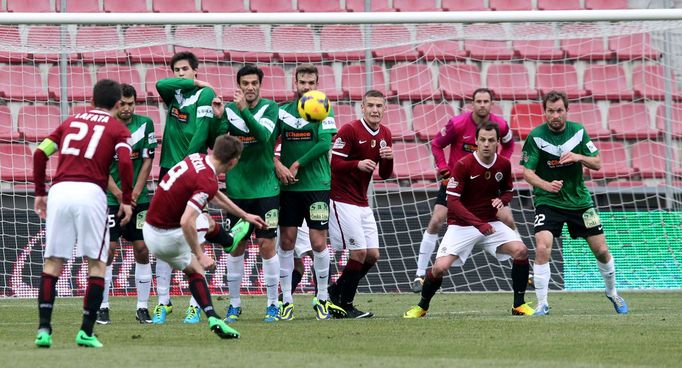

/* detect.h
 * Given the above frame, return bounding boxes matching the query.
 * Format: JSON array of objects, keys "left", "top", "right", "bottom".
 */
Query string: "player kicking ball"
[
  {"left": 143, "top": 135, "right": 267, "bottom": 339},
  {"left": 404, "top": 123, "right": 530, "bottom": 318}
]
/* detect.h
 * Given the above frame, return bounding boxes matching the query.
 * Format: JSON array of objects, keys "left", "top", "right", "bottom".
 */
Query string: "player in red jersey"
[
  {"left": 327, "top": 90, "right": 393, "bottom": 318},
  {"left": 143, "top": 134, "right": 267, "bottom": 339},
  {"left": 33, "top": 79, "right": 134, "bottom": 348},
  {"left": 403, "top": 123, "right": 530, "bottom": 318}
]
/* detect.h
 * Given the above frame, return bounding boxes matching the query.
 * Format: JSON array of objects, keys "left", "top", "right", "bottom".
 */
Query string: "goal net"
[{"left": 2, "top": 14, "right": 682, "bottom": 298}]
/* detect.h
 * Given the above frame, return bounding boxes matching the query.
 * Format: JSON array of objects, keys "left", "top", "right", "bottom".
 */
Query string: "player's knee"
[
  {"left": 431, "top": 264, "right": 446, "bottom": 278},
  {"left": 349, "top": 249, "right": 367, "bottom": 263},
  {"left": 512, "top": 243, "right": 528, "bottom": 260},
  {"left": 134, "top": 247, "right": 149, "bottom": 263}
]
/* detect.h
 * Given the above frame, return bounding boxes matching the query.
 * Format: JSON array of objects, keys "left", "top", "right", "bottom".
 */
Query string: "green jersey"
[
  {"left": 222, "top": 98, "right": 280, "bottom": 199},
  {"left": 277, "top": 100, "right": 337, "bottom": 192},
  {"left": 107, "top": 114, "right": 157, "bottom": 205},
  {"left": 156, "top": 77, "right": 216, "bottom": 168},
  {"left": 520, "top": 120, "right": 599, "bottom": 210}
]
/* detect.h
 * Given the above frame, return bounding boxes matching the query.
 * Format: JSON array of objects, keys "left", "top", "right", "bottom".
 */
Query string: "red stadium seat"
[
  {"left": 464, "top": 25, "right": 514, "bottom": 60},
  {"left": 442, "top": 0, "right": 488, "bottom": 11},
  {"left": 47, "top": 66, "right": 93, "bottom": 102},
  {"left": 655, "top": 104, "right": 682, "bottom": 139},
  {"left": 0, "top": 26, "right": 28, "bottom": 63},
  {"left": 510, "top": 147, "right": 524, "bottom": 179},
  {"left": 585, "top": 0, "right": 629, "bottom": 9},
  {"left": 568, "top": 103, "right": 611, "bottom": 139},
  {"left": 583, "top": 65, "right": 636, "bottom": 100},
  {"left": 26, "top": 26, "right": 63, "bottom": 62},
  {"left": 151, "top": 144, "right": 162, "bottom": 180},
  {"left": 96, "top": 66, "right": 144, "bottom": 102},
  {"left": 69, "top": 104, "right": 92, "bottom": 116},
  {"left": 486, "top": 64, "right": 538, "bottom": 100},
  {"left": 174, "top": 26, "right": 223, "bottom": 61},
  {"left": 18, "top": 105, "right": 61, "bottom": 142},
  {"left": 371, "top": 25, "right": 419, "bottom": 62},
  {"left": 631, "top": 141, "right": 671, "bottom": 179},
  {"left": 389, "top": 64, "right": 440, "bottom": 101},
  {"left": 7, "top": 0, "right": 53, "bottom": 12},
  {"left": 510, "top": 103, "right": 543, "bottom": 139},
  {"left": 310, "top": 65, "right": 342, "bottom": 101},
  {"left": 76, "top": 26, "right": 128, "bottom": 63},
  {"left": 298, "top": 0, "right": 344, "bottom": 12},
  {"left": 438, "top": 64, "right": 481, "bottom": 100},
  {"left": 125, "top": 26, "right": 172, "bottom": 63},
  {"left": 383, "top": 104, "right": 416, "bottom": 141},
  {"left": 346, "top": 0, "right": 392, "bottom": 11},
  {"left": 201, "top": 65, "right": 237, "bottom": 100},
  {"left": 144, "top": 66, "right": 173, "bottom": 101},
  {"left": 250, "top": 0, "right": 296, "bottom": 12},
  {"left": 259, "top": 66, "right": 290, "bottom": 102},
  {"left": 560, "top": 36, "right": 613, "bottom": 61},
  {"left": 135, "top": 105, "right": 163, "bottom": 140},
  {"left": 461, "top": 103, "right": 505, "bottom": 118},
  {"left": 512, "top": 25, "right": 564, "bottom": 60},
  {"left": 333, "top": 103, "right": 357, "bottom": 128},
  {"left": 609, "top": 34, "right": 660, "bottom": 60},
  {"left": 321, "top": 25, "right": 365, "bottom": 61},
  {"left": 271, "top": 26, "right": 322, "bottom": 62},
  {"left": 393, "top": 0, "right": 440, "bottom": 11},
  {"left": 0, "top": 66, "right": 50, "bottom": 101},
  {"left": 632, "top": 64, "right": 682, "bottom": 101},
  {"left": 153, "top": 0, "right": 197, "bottom": 12},
  {"left": 201, "top": 0, "right": 247, "bottom": 12},
  {"left": 490, "top": 0, "right": 532, "bottom": 10},
  {"left": 104, "top": 0, "right": 149, "bottom": 12},
  {"left": 535, "top": 63, "right": 589, "bottom": 99},
  {"left": 0, "top": 106, "right": 20, "bottom": 142},
  {"left": 537, "top": 0, "right": 581, "bottom": 10},
  {"left": 412, "top": 103, "right": 456, "bottom": 141},
  {"left": 0, "top": 143, "right": 33, "bottom": 181},
  {"left": 223, "top": 26, "right": 274, "bottom": 62},
  {"left": 415, "top": 25, "right": 467, "bottom": 62},
  {"left": 585, "top": 141, "right": 635, "bottom": 180},
  {"left": 608, "top": 103, "right": 660, "bottom": 140},
  {"left": 58, "top": 0, "right": 100, "bottom": 12},
  {"left": 392, "top": 143, "right": 435, "bottom": 181},
  {"left": 341, "top": 64, "right": 390, "bottom": 100}
]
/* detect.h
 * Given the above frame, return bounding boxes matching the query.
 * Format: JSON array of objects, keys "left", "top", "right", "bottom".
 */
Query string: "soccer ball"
[{"left": 298, "top": 90, "right": 331, "bottom": 122}]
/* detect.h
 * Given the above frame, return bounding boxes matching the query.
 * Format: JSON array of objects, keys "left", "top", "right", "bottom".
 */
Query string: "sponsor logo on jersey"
[
  {"left": 546, "top": 159, "right": 573, "bottom": 169},
  {"left": 321, "top": 117, "right": 337, "bottom": 130},
  {"left": 333, "top": 137, "right": 345, "bottom": 149},
  {"left": 447, "top": 177, "right": 458, "bottom": 189},
  {"left": 309, "top": 202, "right": 329, "bottom": 221},
  {"left": 495, "top": 172, "right": 503, "bottom": 182},
  {"left": 238, "top": 135, "right": 257, "bottom": 144},
  {"left": 170, "top": 107, "right": 188, "bottom": 123},
  {"left": 284, "top": 131, "right": 313, "bottom": 141},
  {"left": 148, "top": 132, "right": 156, "bottom": 145},
  {"left": 462, "top": 142, "right": 477, "bottom": 153},
  {"left": 196, "top": 105, "right": 214, "bottom": 119}
]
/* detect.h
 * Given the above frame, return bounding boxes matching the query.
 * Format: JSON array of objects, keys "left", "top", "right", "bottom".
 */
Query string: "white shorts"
[
  {"left": 329, "top": 200, "right": 379, "bottom": 251},
  {"left": 436, "top": 221, "right": 520, "bottom": 266},
  {"left": 276, "top": 220, "right": 312, "bottom": 258},
  {"left": 143, "top": 213, "right": 210, "bottom": 270},
  {"left": 45, "top": 182, "right": 109, "bottom": 262}
]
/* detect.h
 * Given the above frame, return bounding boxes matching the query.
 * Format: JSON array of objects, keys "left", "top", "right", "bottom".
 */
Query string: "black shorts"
[
  {"left": 226, "top": 195, "right": 279, "bottom": 239},
  {"left": 108, "top": 203, "right": 149, "bottom": 242},
  {"left": 435, "top": 183, "right": 447, "bottom": 207},
  {"left": 279, "top": 190, "right": 330, "bottom": 230},
  {"left": 533, "top": 204, "right": 604, "bottom": 239}
]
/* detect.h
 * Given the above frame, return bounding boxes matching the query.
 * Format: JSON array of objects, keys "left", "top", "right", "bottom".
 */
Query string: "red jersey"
[
  {"left": 146, "top": 153, "right": 218, "bottom": 229},
  {"left": 36, "top": 109, "right": 132, "bottom": 199},
  {"left": 331, "top": 119, "right": 393, "bottom": 206},
  {"left": 446, "top": 152, "right": 514, "bottom": 228}
]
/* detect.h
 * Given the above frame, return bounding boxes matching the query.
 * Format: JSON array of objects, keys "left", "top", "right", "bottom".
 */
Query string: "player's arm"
[
  {"left": 187, "top": 88, "right": 217, "bottom": 155},
  {"left": 378, "top": 134, "right": 393, "bottom": 180},
  {"left": 291, "top": 132, "right": 333, "bottom": 176},
  {"left": 447, "top": 161, "right": 492, "bottom": 234},
  {"left": 210, "top": 191, "right": 268, "bottom": 229},
  {"left": 498, "top": 124, "right": 515, "bottom": 159},
  {"left": 33, "top": 137, "right": 59, "bottom": 218},
  {"left": 133, "top": 157, "right": 152, "bottom": 205},
  {"left": 431, "top": 117, "right": 457, "bottom": 180},
  {"left": 155, "top": 77, "right": 195, "bottom": 106},
  {"left": 331, "top": 126, "right": 360, "bottom": 173},
  {"left": 107, "top": 175, "right": 123, "bottom": 204},
  {"left": 240, "top": 101, "right": 276, "bottom": 143}
]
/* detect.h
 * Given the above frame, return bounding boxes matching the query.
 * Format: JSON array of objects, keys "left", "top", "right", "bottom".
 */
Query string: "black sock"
[
  {"left": 204, "top": 223, "right": 234, "bottom": 248},
  {"left": 511, "top": 258, "right": 530, "bottom": 307},
  {"left": 188, "top": 273, "right": 218, "bottom": 318},
  {"left": 81, "top": 277, "right": 104, "bottom": 336},
  {"left": 418, "top": 270, "right": 443, "bottom": 311},
  {"left": 291, "top": 269, "right": 303, "bottom": 293},
  {"left": 359, "top": 260, "right": 375, "bottom": 279},
  {"left": 38, "top": 272, "right": 58, "bottom": 333},
  {"left": 339, "top": 259, "right": 363, "bottom": 305}
]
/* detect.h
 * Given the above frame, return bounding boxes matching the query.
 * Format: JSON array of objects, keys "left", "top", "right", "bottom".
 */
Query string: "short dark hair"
[
  {"left": 363, "top": 89, "right": 385, "bottom": 101},
  {"left": 93, "top": 79, "right": 121, "bottom": 110},
  {"left": 471, "top": 87, "right": 495, "bottom": 101},
  {"left": 170, "top": 51, "right": 199, "bottom": 71},
  {"left": 237, "top": 64, "right": 264, "bottom": 84},
  {"left": 542, "top": 90, "right": 569, "bottom": 111},
  {"left": 120, "top": 83, "right": 137, "bottom": 100},
  {"left": 212, "top": 134, "right": 243, "bottom": 164},
  {"left": 294, "top": 64, "right": 318, "bottom": 82},
  {"left": 476, "top": 122, "right": 500, "bottom": 140}
]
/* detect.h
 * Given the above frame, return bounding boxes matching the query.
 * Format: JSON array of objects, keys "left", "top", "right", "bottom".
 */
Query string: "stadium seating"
[
  {"left": 104, "top": 0, "right": 149, "bottom": 12},
  {"left": 568, "top": 103, "right": 612, "bottom": 139},
  {"left": 312, "top": 65, "right": 343, "bottom": 100},
  {"left": 512, "top": 24, "right": 564, "bottom": 60},
  {"left": 439, "top": 64, "right": 482, "bottom": 100},
  {"left": 389, "top": 64, "right": 440, "bottom": 101},
  {"left": 0, "top": 106, "right": 19, "bottom": 142},
  {"left": 412, "top": 103, "right": 456, "bottom": 141},
  {"left": 272, "top": 26, "right": 322, "bottom": 62},
  {"left": 537, "top": 0, "right": 582, "bottom": 10},
  {"left": 655, "top": 104, "right": 682, "bottom": 138},
  {"left": 259, "top": 65, "right": 291, "bottom": 101},
  {"left": 174, "top": 26, "right": 223, "bottom": 61},
  {"left": 415, "top": 25, "right": 467, "bottom": 62},
  {"left": 585, "top": 0, "right": 629, "bottom": 9},
  {"left": 7, "top": 0, "right": 53, "bottom": 12},
  {"left": 0, "top": 26, "right": 28, "bottom": 63},
  {"left": 134, "top": 105, "right": 164, "bottom": 140},
  {"left": 393, "top": 0, "right": 440, "bottom": 12},
  {"left": 585, "top": 141, "right": 635, "bottom": 179},
  {"left": 96, "top": 66, "right": 144, "bottom": 102},
  {"left": 223, "top": 26, "right": 274, "bottom": 62},
  {"left": 0, "top": 66, "right": 50, "bottom": 101},
  {"left": 0, "top": 143, "right": 33, "bottom": 182},
  {"left": 47, "top": 66, "right": 93, "bottom": 102},
  {"left": 392, "top": 143, "right": 435, "bottom": 181},
  {"left": 486, "top": 64, "right": 537, "bottom": 100},
  {"left": 490, "top": 0, "right": 532, "bottom": 11},
  {"left": 250, "top": 0, "right": 297, "bottom": 12},
  {"left": 333, "top": 103, "right": 357, "bottom": 128},
  {"left": 583, "top": 65, "right": 637, "bottom": 100},
  {"left": 151, "top": 144, "right": 162, "bottom": 179},
  {"left": 371, "top": 25, "right": 419, "bottom": 62},
  {"left": 464, "top": 25, "right": 514, "bottom": 60},
  {"left": 298, "top": 0, "right": 345, "bottom": 12},
  {"left": 609, "top": 34, "right": 661, "bottom": 60},
  {"left": 144, "top": 66, "right": 173, "bottom": 101},
  {"left": 58, "top": 0, "right": 100, "bottom": 12},
  {"left": 560, "top": 36, "right": 614, "bottom": 61},
  {"left": 18, "top": 105, "right": 61, "bottom": 142},
  {"left": 442, "top": 0, "right": 488, "bottom": 11},
  {"left": 510, "top": 147, "right": 524, "bottom": 179},
  {"left": 125, "top": 26, "right": 172, "bottom": 64},
  {"left": 608, "top": 103, "right": 660, "bottom": 140},
  {"left": 510, "top": 103, "right": 543, "bottom": 139},
  {"left": 632, "top": 64, "right": 681, "bottom": 100},
  {"left": 70, "top": 104, "right": 92, "bottom": 116},
  {"left": 346, "top": 0, "right": 393, "bottom": 12},
  {"left": 153, "top": 0, "right": 197, "bottom": 12},
  {"left": 76, "top": 26, "right": 128, "bottom": 63},
  {"left": 631, "top": 141, "right": 670, "bottom": 178},
  {"left": 201, "top": 65, "right": 236, "bottom": 100},
  {"left": 383, "top": 104, "right": 416, "bottom": 141},
  {"left": 341, "top": 64, "right": 390, "bottom": 99},
  {"left": 26, "top": 26, "right": 63, "bottom": 62},
  {"left": 535, "top": 63, "right": 589, "bottom": 98},
  {"left": 201, "top": 0, "right": 247, "bottom": 12},
  {"left": 321, "top": 25, "right": 364, "bottom": 61}
]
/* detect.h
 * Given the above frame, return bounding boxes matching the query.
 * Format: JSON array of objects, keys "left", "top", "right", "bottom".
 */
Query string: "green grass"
[{"left": 1, "top": 292, "right": 681, "bottom": 367}]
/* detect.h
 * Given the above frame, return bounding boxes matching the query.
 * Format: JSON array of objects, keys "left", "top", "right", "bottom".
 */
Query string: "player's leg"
[
  {"left": 292, "top": 222, "right": 312, "bottom": 295},
  {"left": 75, "top": 257, "right": 107, "bottom": 348},
  {"left": 153, "top": 259, "right": 173, "bottom": 324},
  {"left": 183, "top": 214, "right": 212, "bottom": 324},
  {"left": 225, "top": 243, "right": 246, "bottom": 323},
  {"left": 404, "top": 254, "right": 457, "bottom": 318},
  {"left": 532, "top": 205, "right": 564, "bottom": 316},
  {"left": 132, "top": 239, "right": 153, "bottom": 323},
  {"left": 278, "top": 192, "right": 303, "bottom": 321},
  {"left": 98, "top": 207, "right": 119, "bottom": 325},
  {"left": 35, "top": 257, "right": 65, "bottom": 348},
  {"left": 247, "top": 196, "right": 280, "bottom": 322},
  {"left": 413, "top": 187, "right": 448, "bottom": 293}
]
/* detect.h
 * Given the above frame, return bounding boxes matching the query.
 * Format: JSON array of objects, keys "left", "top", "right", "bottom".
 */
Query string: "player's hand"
[
  {"left": 477, "top": 223, "right": 495, "bottom": 236},
  {"left": 379, "top": 146, "right": 393, "bottom": 160},
  {"left": 234, "top": 89, "right": 247, "bottom": 111},
  {"left": 275, "top": 160, "right": 294, "bottom": 185},
  {"left": 194, "top": 79, "right": 215, "bottom": 91},
  {"left": 546, "top": 180, "right": 564, "bottom": 193},
  {"left": 132, "top": 190, "right": 141, "bottom": 207},
  {"left": 288, "top": 162, "right": 300, "bottom": 183},
  {"left": 198, "top": 253, "right": 216, "bottom": 271},
  {"left": 211, "top": 97, "right": 225, "bottom": 118},
  {"left": 491, "top": 198, "right": 504, "bottom": 210},
  {"left": 118, "top": 204, "right": 133, "bottom": 226},
  {"left": 34, "top": 196, "right": 47, "bottom": 219},
  {"left": 559, "top": 152, "right": 582, "bottom": 165},
  {"left": 243, "top": 213, "right": 268, "bottom": 230},
  {"left": 357, "top": 159, "right": 377, "bottom": 173}
]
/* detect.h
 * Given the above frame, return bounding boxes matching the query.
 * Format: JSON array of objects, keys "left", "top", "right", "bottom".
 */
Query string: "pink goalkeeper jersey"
[{"left": 431, "top": 112, "right": 514, "bottom": 173}]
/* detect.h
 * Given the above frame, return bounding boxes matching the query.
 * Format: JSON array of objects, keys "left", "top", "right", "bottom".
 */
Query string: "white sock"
[
  {"left": 155, "top": 259, "right": 172, "bottom": 306},
  {"left": 416, "top": 231, "right": 438, "bottom": 277},
  {"left": 189, "top": 297, "right": 199, "bottom": 309},
  {"left": 262, "top": 256, "right": 280, "bottom": 307},
  {"left": 533, "top": 262, "right": 551, "bottom": 306},
  {"left": 313, "top": 248, "right": 330, "bottom": 301},
  {"left": 135, "top": 262, "right": 152, "bottom": 309},
  {"left": 278, "top": 249, "right": 295, "bottom": 304},
  {"left": 597, "top": 258, "right": 618, "bottom": 297},
  {"left": 226, "top": 254, "right": 244, "bottom": 308},
  {"left": 101, "top": 264, "right": 113, "bottom": 309}
]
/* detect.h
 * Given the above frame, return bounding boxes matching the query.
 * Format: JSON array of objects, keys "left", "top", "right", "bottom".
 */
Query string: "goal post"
[{"left": 2, "top": 10, "right": 682, "bottom": 298}]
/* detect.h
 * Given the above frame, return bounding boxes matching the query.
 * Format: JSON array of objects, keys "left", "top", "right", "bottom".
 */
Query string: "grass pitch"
[{"left": 1, "top": 291, "right": 680, "bottom": 368}]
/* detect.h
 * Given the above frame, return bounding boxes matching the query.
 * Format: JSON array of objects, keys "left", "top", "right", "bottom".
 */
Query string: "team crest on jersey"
[
  {"left": 522, "top": 151, "right": 529, "bottom": 163},
  {"left": 485, "top": 171, "right": 491, "bottom": 180},
  {"left": 371, "top": 139, "right": 376, "bottom": 148},
  {"left": 379, "top": 139, "right": 387, "bottom": 148},
  {"left": 586, "top": 141, "right": 598, "bottom": 153},
  {"left": 495, "top": 172, "right": 503, "bottom": 182},
  {"left": 447, "top": 177, "right": 458, "bottom": 189},
  {"left": 333, "top": 137, "right": 345, "bottom": 149}
]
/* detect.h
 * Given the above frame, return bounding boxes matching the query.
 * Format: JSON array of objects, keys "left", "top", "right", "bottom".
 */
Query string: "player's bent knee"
[{"left": 349, "top": 249, "right": 367, "bottom": 263}]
